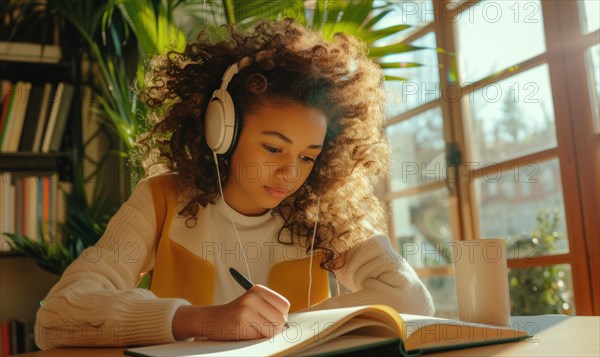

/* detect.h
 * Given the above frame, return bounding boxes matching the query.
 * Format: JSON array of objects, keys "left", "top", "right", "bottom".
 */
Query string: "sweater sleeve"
[
  {"left": 311, "top": 234, "right": 435, "bottom": 316},
  {"left": 35, "top": 178, "right": 191, "bottom": 350}
]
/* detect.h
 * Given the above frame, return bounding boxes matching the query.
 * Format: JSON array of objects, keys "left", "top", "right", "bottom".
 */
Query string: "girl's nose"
[{"left": 276, "top": 160, "right": 301, "bottom": 183}]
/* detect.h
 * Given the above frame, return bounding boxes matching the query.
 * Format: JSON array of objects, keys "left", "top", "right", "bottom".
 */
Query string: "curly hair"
[{"left": 135, "top": 18, "right": 391, "bottom": 271}]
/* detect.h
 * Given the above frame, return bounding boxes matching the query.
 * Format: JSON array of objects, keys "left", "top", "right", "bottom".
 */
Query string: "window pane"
[
  {"left": 373, "top": 0, "right": 434, "bottom": 42},
  {"left": 588, "top": 44, "right": 600, "bottom": 133},
  {"left": 386, "top": 107, "right": 445, "bottom": 191},
  {"left": 580, "top": 0, "right": 600, "bottom": 34},
  {"left": 421, "top": 276, "right": 458, "bottom": 318},
  {"left": 456, "top": 0, "right": 546, "bottom": 83},
  {"left": 475, "top": 159, "right": 569, "bottom": 256},
  {"left": 465, "top": 65, "right": 557, "bottom": 163},
  {"left": 394, "top": 0, "right": 435, "bottom": 27},
  {"left": 392, "top": 188, "right": 452, "bottom": 269},
  {"left": 509, "top": 264, "right": 575, "bottom": 315},
  {"left": 384, "top": 33, "right": 440, "bottom": 118}
]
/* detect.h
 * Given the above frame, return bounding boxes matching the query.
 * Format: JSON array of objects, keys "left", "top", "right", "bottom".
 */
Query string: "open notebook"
[{"left": 125, "top": 305, "right": 529, "bottom": 357}]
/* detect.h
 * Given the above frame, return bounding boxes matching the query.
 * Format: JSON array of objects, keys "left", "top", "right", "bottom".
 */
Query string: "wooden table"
[
  {"left": 14, "top": 315, "right": 600, "bottom": 356},
  {"left": 429, "top": 315, "right": 599, "bottom": 356}
]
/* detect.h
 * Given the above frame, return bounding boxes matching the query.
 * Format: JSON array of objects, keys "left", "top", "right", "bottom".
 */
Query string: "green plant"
[
  {"left": 5, "top": 0, "right": 423, "bottom": 274},
  {"left": 507, "top": 208, "right": 574, "bottom": 315}
]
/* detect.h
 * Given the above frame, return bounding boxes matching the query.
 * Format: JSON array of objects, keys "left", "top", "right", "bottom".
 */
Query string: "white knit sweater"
[{"left": 35, "top": 177, "right": 434, "bottom": 349}]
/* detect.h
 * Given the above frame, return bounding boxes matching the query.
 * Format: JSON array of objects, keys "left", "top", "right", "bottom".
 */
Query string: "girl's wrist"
[{"left": 172, "top": 304, "right": 215, "bottom": 340}]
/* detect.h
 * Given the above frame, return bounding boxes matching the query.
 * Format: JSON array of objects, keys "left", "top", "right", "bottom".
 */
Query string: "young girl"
[{"left": 35, "top": 18, "right": 434, "bottom": 349}]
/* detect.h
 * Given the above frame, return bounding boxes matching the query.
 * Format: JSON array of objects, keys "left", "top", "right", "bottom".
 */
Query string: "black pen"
[{"left": 228, "top": 267, "right": 289, "bottom": 328}]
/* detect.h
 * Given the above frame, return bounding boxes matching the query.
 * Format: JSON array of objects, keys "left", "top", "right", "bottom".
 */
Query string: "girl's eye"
[
  {"left": 300, "top": 156, "right": 316, "bottom": 163},
  {"left": 263, "top": 144, "right": 281, "bottom": 154}
]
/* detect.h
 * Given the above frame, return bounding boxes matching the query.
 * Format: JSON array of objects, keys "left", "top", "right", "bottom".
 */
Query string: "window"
[{"left": 380, "top": 0, "right": 599, "bottom": 316}]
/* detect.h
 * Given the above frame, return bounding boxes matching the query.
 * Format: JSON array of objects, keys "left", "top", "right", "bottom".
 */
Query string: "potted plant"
[{"left": 507, "top": 208, "right": 574, "bottom": 315}]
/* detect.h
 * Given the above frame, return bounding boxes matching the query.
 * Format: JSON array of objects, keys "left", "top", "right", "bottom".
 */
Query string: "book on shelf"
[
  {"left": 0, "top": 81, "right": 13, "bottom": 150},
  {"left": 0, "top": 80, "right": 73, "bottom": 154},
  {"left": 31, "top": 83, "right": 55, "bottom": 152},
  {"left": 0, "top": 41, "right": 61, "bottom": 64},
  {"left": 18, "top": 83, "right": 45, "bottom": 151},
  {"left": 1, "top": 320, "right": 11, "bottom": 357},
  {"left": 0, "top": 320, "right": 36, "bottom": 355},
  {"left": 40, "top": 82, "right": 74, "bottom": 153},
  {"left": 23, "top": 176, "right": 38, "bottom": 242},
  {"left": 0, "top": 81, "right": 32, "bottom": 152},
  {"left": 0, "top": 82, "right": 16, "bottom": 150},
  {"left": 1, "top": 320, "right": 22, "bottom": 356},
  {"left": 0, "top": 172, "right": 66, "bottom": 250},
  {"left": 125, "top": 305, "right": 529, "bottom": 357},
  {"left": 0, "top": 173, "right": 13, "bottom": 251}
]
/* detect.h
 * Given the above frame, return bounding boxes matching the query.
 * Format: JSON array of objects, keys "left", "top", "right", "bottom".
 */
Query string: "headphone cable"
[
  {"left": 307, "top": 198, "right": 320, "bottom": 307},
  {"left": 212, "top": 151, "right": 253, "bottom": 281}
]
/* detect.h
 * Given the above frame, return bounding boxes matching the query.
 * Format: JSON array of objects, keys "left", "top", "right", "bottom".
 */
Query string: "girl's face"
[{"left": 223, "top": 101, "right": 327, "bottom": 216}]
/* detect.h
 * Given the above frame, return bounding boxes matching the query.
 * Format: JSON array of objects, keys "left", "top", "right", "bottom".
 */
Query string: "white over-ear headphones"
[{"left": 205, "top": 57, "right": 251, "bottom": 155}]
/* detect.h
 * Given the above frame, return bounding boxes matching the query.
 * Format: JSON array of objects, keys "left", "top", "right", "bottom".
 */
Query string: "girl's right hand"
[{"left": 172, "top": 284, "right": 290, "bottom": 341}]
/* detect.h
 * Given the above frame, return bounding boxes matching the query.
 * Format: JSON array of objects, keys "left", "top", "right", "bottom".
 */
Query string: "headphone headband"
[{"left": 220, "top": 56, "right": 252, "bottom": 90}]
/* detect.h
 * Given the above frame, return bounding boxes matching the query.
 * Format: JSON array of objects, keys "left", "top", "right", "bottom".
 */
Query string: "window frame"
[{"left": 382, "top": 0, "right": 599, "bottom": 315}]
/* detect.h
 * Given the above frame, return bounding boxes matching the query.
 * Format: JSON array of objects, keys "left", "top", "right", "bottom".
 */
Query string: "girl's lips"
[{"left": 265, "top": 186, "right": 289, "bottom": 198}]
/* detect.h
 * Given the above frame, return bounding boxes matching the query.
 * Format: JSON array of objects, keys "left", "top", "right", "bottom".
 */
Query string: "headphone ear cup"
[
  {"left": 205, "top": 89, "right": 236, "bottom": 155},
  {"left": 225, "top": 111, "right": 241, "bottom": 155}
]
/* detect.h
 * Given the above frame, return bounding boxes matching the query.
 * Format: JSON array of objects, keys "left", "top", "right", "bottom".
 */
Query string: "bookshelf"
[
  {"left": 0, "top": 52, "right": 81, "bottom": 170},
  {"left": 0, "top": 3, "right": 87, "bottom": 353},
  {"left": 0, "top": 40, "right": 82, "bottom": 352},
  {"left": 0, "top": 43, "right": 81, "bottom": 245},
  {"left": 0, "top": 152, "right": 70, "bottom": 173}
]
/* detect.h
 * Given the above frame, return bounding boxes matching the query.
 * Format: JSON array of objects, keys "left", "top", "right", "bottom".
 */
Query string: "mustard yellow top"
[{"left": 147, "top": 173, "right": 330, "bottom": 312}]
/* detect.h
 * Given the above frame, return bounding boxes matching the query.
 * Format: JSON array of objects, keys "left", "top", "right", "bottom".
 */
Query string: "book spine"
[
  {"left": 5, "top": 82, "right": 32, "bottom": 152},
  {"left": 1, "top": 321, "right": 11, "bottom": 357},
  {"left": 48, "top": 83, "right": 74, "bottom": 152},
  {"left": 0, "top": 174, "right": 15, "bottom": 251},
  {"left": 0, "top": 82, "right": 19, "bottom": 152},
  {"left": 0, "top": 81, "right": 14, "bottom": 146},
  {"left": 56, "top": 180, "right": 71, "bottom": 243},
  {"left": 18, "top": 84, "right": 44, "bottom": 152},
  {"left": 40, "top": 82, "right": 64, "bottom": 153},
  {"left": 49, "top": 176, "right": 55, "bottom": 239},
  {"left": 27, "top": 177, "right": 36, "bottom": 241},
  {"left": 10, "top": 320, "right": 19, "bottom": 355},
  {"left": 36, "top": 177, "right": 43, "bottom": 243},
  {"left": 14, "top": 177, "right": 22, "bottom": 238},
  {"left": 6, "top": 177, "right": 15, "bottom": 241},
  {"left": 23, "top": 321, "right": 37, "bottom": 353},
  {"left": 41, "top": 176, "right": 51, "bottom": 243},
  {"left": 31, "top": 83, "right": 54, "bottom": 153}
]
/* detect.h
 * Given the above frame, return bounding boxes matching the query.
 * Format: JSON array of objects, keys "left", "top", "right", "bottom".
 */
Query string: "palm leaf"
[
  {"left": 363, "top": 8, "right": 393, "bottom": 30},
  {"left": 359, "top": 24, "right": 412, "bottom": 44},
  {"left": 379, "top": 61, "right": 423, "bottom": 69},
  {"left": 230, "top": 0, "right": 306, "bottom": 25},
  {"left": 4, "top": 233, "right": 72, "bottom": 275},
  {"left": 225, "top": 0, "right": 420, "bottom": 68},
  {"left": 368, "top": 43, "right": 425, "bottom": 58},
  {"left": 335, "top": 0, "right": 373, "bottom": 34},
  {"left": 384, "top": 74, "right": 408, "bottom": 81},
  {"left": 116, "top": 0, "right": 186, "bottom": 57}
]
